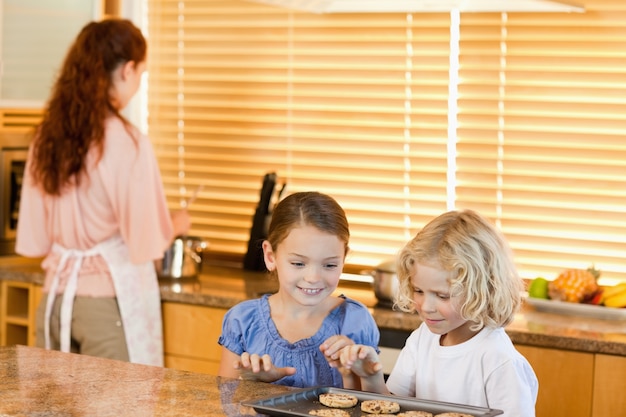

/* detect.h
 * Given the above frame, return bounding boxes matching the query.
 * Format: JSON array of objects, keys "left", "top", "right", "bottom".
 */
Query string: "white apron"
[{"left": 43, "top": 235, "right": 164, "bottom": 366}]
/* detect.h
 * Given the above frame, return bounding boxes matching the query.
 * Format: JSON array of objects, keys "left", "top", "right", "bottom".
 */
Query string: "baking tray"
[
  {"left": 243, "top": 386, "right": 503, "bottom": 417},
  {"left": 526, "top": 297, "right": 626, "bottom": 320}
]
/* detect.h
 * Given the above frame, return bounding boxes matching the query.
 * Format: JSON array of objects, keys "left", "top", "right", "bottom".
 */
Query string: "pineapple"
[{"left": 548, "top": 266, "right": 600, "bottom": 303}]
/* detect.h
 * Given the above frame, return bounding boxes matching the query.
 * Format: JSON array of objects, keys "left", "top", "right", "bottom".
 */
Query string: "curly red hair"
[{"left": 30, "top": 18, "right": 146, "bottom": 196}]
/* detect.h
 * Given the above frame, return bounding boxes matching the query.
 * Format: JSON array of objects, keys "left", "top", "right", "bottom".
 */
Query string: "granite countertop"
[
  {"left": 0, "top": 345, "right": 290, "bottom": 417},
  {"left": 2, "top": 257, "right": 626, "bottom": 356},
  {"left": 0, "top": 345, "right": 505, "bottom": 417}
]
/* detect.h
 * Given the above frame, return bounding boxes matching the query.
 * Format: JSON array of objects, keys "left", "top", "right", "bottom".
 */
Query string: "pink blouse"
[{"left": 16, "top": 117, "right": 174, "bottom": 296}]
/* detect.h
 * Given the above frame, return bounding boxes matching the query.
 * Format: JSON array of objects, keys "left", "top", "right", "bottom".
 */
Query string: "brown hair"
[
  {"left": 30, "top": 18, "right": 147, "bottom": 195},
  {"left": 266, "top": 191, "right": 350, "bottom": 257}
]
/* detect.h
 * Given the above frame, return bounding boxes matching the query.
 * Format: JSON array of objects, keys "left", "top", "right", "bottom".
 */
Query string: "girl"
[
  {"left": 336, "top": 209, "right": 538, "bottom": 416},
  {"left": 218, "top": 191, "right": 379, "bottom": 388},
  {"left": 16, "top": 19, "right": 190, "bottom": 366}
]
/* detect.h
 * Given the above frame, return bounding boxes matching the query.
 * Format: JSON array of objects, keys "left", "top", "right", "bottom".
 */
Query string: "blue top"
[{"left": 218, "top": 293, "right": 380, "bottom": 388}]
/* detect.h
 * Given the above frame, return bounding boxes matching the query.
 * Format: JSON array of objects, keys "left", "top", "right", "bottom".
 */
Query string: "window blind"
[
  {"left": 144, "top": 0, "right": 452, "bottom": 268},
  {"left": 455, "top": 2, "right": 626, "bottom": 283},
  {"left": 145, "top": 0, "right": 626, "bottom": 284}
]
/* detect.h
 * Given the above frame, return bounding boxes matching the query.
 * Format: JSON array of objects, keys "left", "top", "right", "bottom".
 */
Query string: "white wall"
[{"left": 118, "top": 0, "right": 149, "bottom": 133}]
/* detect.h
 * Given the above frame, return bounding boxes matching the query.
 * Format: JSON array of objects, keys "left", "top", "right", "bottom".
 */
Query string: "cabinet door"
[
  {"left": 592, "top": 354, "right": 626, "bottom": 417},
  {"left": 0, "top": 280, "right": 41, "bottom": 347},
  {"left": 28, "top": 284, "right": 42, "bottom": 346},
  {"left": 161, "top": 302, "right": 226, "bottom": 374},
  {"left": 516, "top": 344, "right": 593, "bottom": 417},
  {"left": 164, "top": 354, "right": 221, "bottom": 376}
]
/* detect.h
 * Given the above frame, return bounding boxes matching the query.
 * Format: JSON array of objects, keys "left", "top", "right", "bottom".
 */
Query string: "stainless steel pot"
[
  {"left": 155, "top": 236, "right": 208, "bottom": 279},
  {"left": 365, "top": 259, "right": 399, "bottom": 306}
]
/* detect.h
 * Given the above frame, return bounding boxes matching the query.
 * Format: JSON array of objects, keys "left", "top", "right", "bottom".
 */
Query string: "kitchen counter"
[
  {"left": 2, "top": 257, "right": 626, "bottom": 356},
  {"left": 0, "top": 344, "right": 290, "bottom": 416}
]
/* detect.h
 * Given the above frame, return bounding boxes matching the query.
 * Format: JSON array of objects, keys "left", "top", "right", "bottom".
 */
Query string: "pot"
[
  {"left": 155, "top": 236, "right": 208, "bottom": 279},
  {"left": 365, "top": 259, "right": 399, "bottom": 306}
]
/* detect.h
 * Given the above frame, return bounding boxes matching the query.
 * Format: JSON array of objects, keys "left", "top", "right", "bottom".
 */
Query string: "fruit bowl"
[{"left": 525, "top": 297, "right": 626, "bottom": 320}]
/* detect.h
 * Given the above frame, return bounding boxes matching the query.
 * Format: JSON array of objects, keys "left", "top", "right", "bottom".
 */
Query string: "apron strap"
[
  {"left": 58, "top": 254, "right": 85, "bottom": 352},
  {"left": 44, "top": 243, "right": 103, "bottom": 353},
  {"left": 44, "top": 250, "right": 71, "bottom": 350}
]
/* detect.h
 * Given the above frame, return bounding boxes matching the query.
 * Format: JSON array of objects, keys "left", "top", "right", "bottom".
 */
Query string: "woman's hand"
[
  {"left": 170, "top": 209, "right": 191, "bottom": 237},
  {"left": 234, "top": 352, "right": 296, "bottom": 383}
]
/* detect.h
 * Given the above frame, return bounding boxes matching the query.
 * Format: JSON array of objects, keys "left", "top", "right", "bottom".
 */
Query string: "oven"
[{"left": 0, "top": 133, "right": 31, "bottom": 255}]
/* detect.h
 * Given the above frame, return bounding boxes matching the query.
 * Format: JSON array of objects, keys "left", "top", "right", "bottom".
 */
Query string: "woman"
[{"left": 15, "top": 18, "right": 190, "bottom": 366}]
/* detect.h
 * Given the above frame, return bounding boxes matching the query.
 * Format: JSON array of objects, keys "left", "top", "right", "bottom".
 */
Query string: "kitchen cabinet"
[
  {"left": 516, "top": 345, "right": 594, "bottom": 417},
  {"left": 161, "top": 301, "right": 226, "bottom": 375},
  {"left": 0, "top": 108, "right": 43, "bottom": 133},
  {"left": 0, "top": 280, "right": 41, "bottom": 346},
  {"left": 516, "top": 345, "right": 626, "bottom": 417},
  {"left": 591, "top": 354, "right": 626, "bottom": 417}
]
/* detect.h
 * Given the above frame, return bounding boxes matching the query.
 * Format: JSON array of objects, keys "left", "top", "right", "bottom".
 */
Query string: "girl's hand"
[
  {"left": 319, "top": 334, "right": 354, "bottom": 368},
  {"left": 338, "top": 344, "right": 383, "bottom": 377},
  {"left": 320, "top": 335, "right": 358, "bottom": 387},
  {"left": 234, "top": 352, "right": 296, "bottom": 383}
]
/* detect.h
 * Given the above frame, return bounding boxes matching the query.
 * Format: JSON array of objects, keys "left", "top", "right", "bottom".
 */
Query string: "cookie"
[
  {"left": 398, "top": 412, "right": 433, "bottom": 417},
  {"left": 360, "top": 399, "right": 401, "bottom": 414},
  {"left": 319, "top": 393, "right": 359, "bottom": 409},
  {"left": 434, "top": 413, "right": 474, "bottom": 417},
  {"left": 309, "top": 409, "right": 351, "bottom": 417}
]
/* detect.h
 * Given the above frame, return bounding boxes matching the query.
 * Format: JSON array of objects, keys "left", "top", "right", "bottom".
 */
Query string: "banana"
[
  {"left": 601, "top": 282, "right": 626, "bottom": 300},
  {"left": 603, "top": 284, "right": 626, "bottom": 308}
]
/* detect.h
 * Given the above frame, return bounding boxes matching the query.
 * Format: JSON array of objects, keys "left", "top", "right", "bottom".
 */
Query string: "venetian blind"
[
  {"left": 455, "top": 0, "right": 626, "bottom": 283},
  {"left": 145, "top": 0, "right": 451, "bottom": 269},
  {"left": 145, "top": 0, "right": 626, "bottom": 283}
]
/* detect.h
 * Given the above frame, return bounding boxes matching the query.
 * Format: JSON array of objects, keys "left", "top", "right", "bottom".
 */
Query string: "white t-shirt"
[{"left": 386, "top": 324, "right": 538, "bottom": 417}]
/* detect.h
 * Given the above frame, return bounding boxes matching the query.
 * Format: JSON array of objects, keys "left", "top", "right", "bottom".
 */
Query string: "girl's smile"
[
  {"left": 298, "top": 287, "right": 324, "bottom": 295},
  {"left": 264, "top": 224, "right": 345, "bottom": 308}
]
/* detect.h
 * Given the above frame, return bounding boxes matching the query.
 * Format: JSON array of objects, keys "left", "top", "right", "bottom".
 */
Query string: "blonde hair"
[{"left": 395, "top": 209, "right": 523, "bottom": 330}]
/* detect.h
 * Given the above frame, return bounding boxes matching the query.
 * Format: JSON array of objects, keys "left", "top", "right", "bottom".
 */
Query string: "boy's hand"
[
  {"left": 338, "top": 344, "right": 384, "bottom": 377},
  {"left": 319, "top": 334, "right": 355, "bottom": 368}
]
